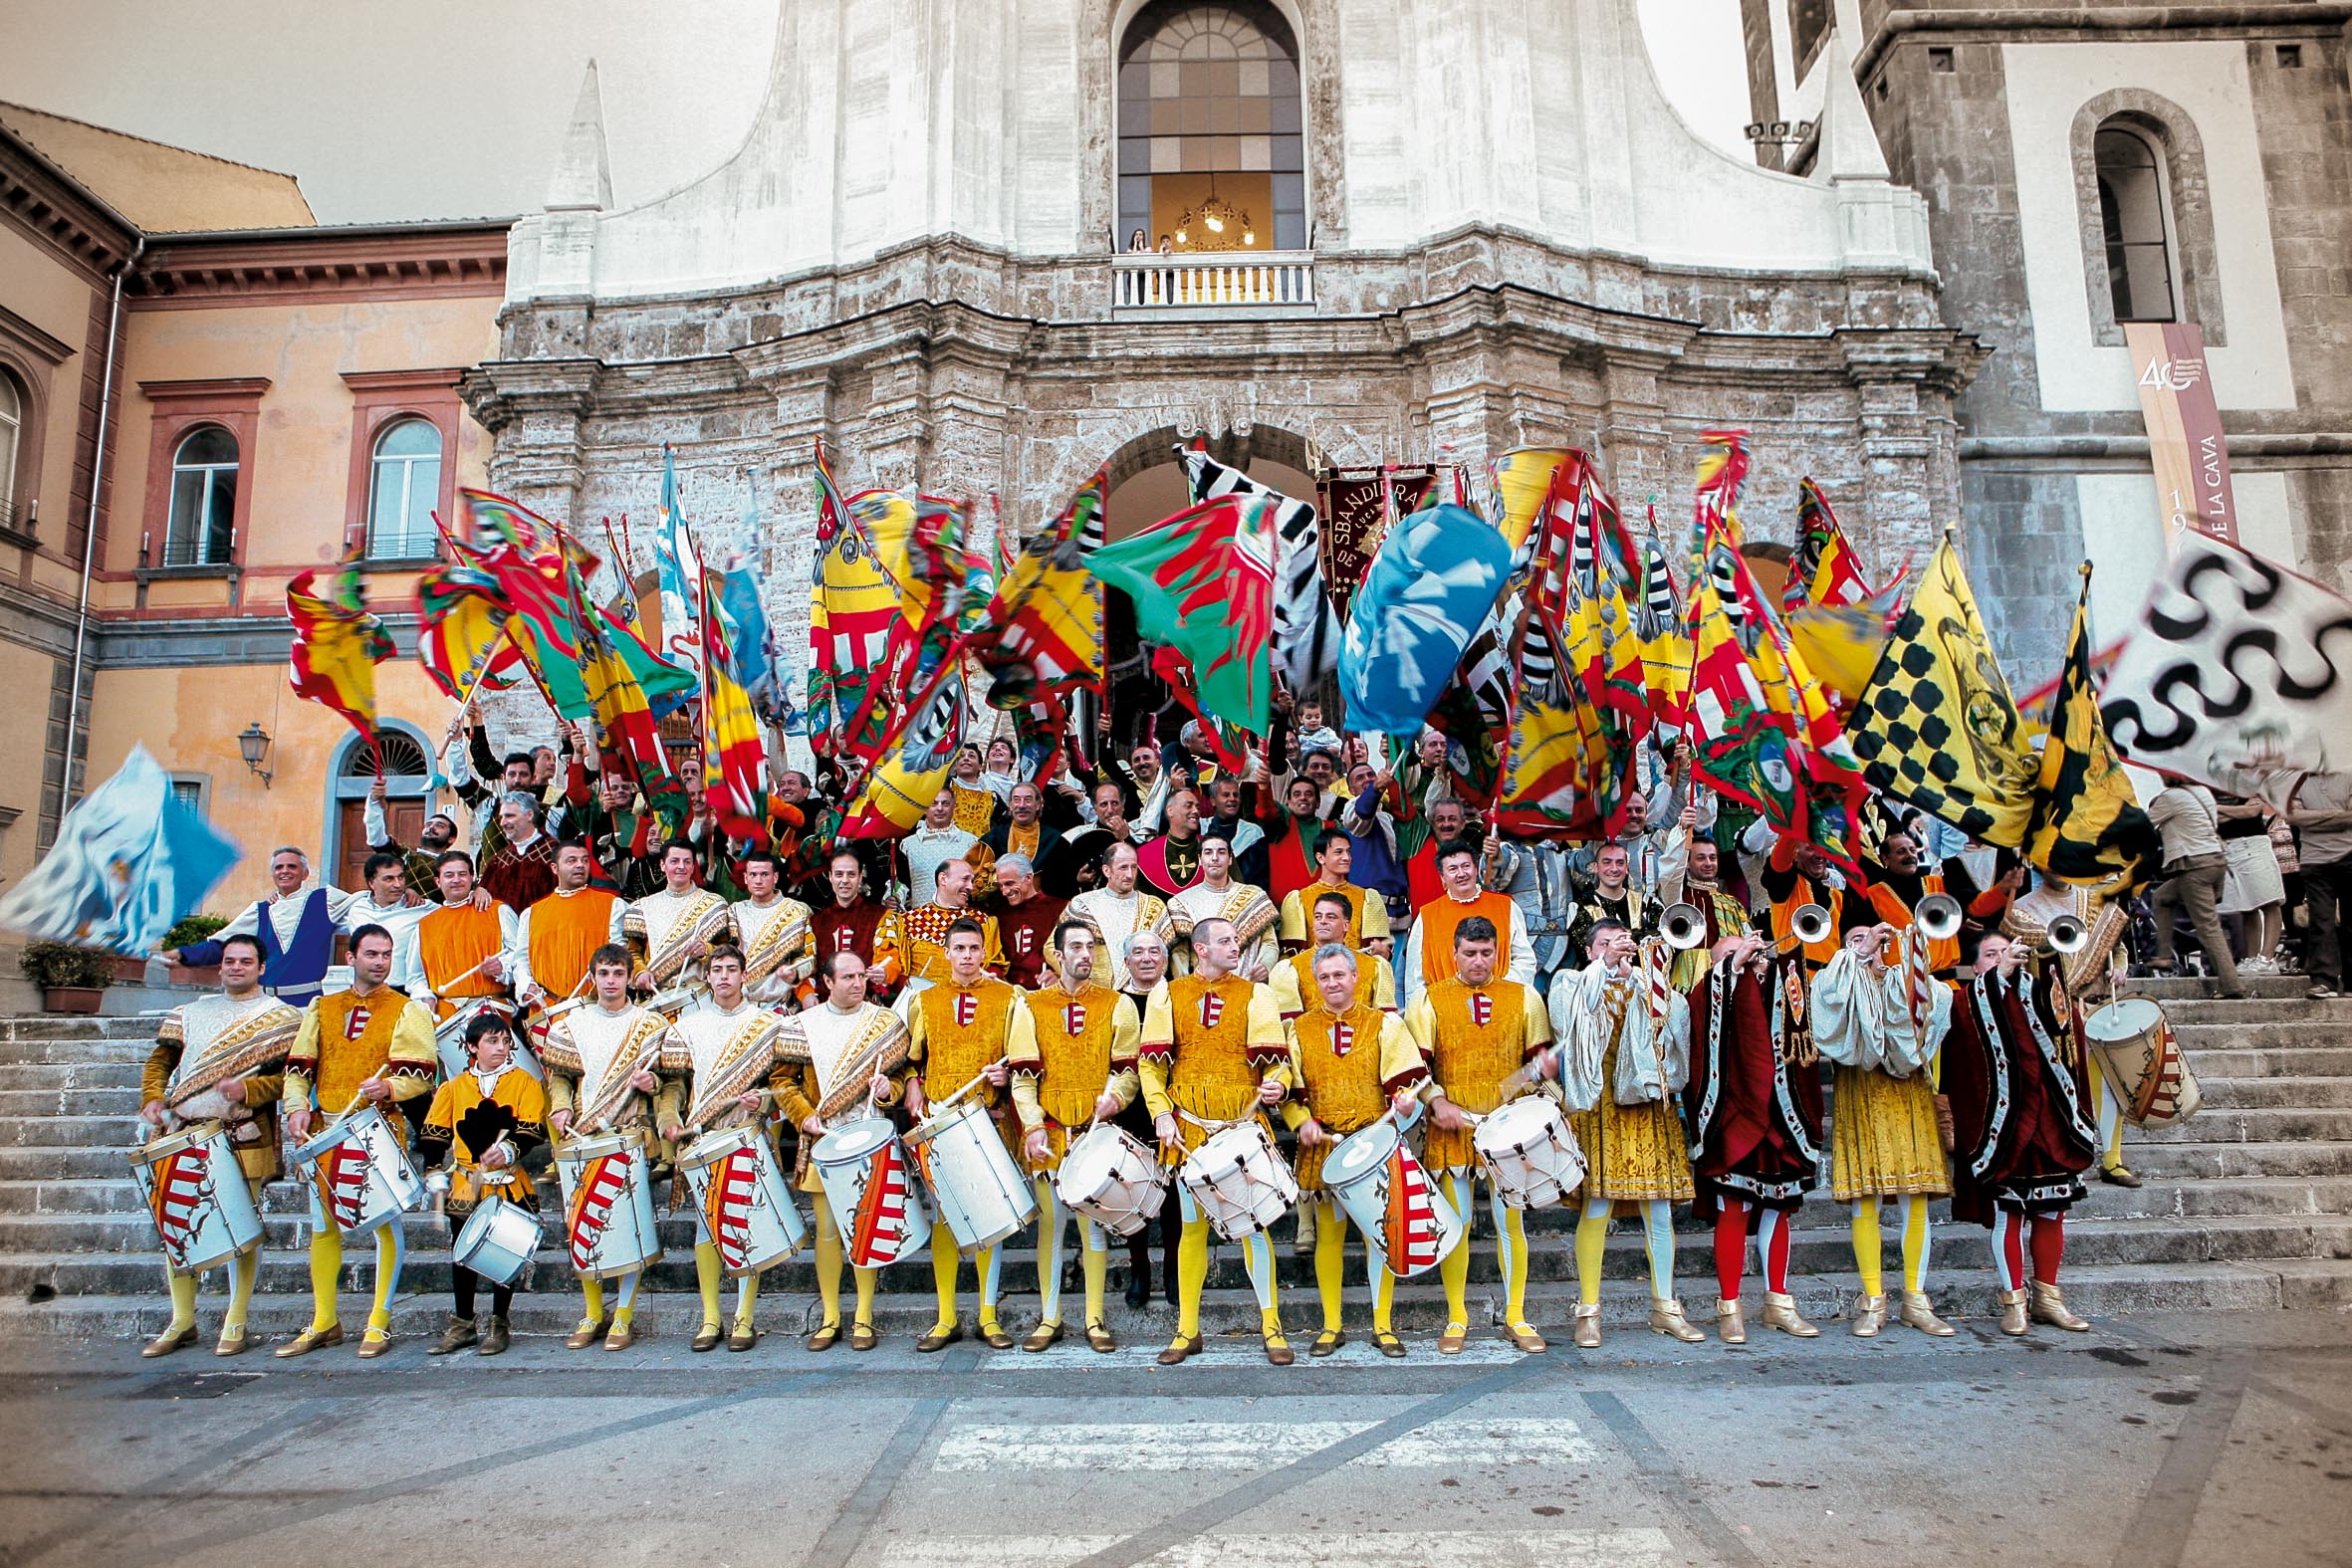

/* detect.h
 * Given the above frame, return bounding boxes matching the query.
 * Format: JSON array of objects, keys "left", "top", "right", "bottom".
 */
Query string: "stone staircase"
[{"left": 1, "top": 979, "right": 2345, "bottom": 1345}]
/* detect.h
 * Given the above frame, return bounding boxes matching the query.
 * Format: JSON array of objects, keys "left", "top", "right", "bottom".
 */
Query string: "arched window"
[
  {"left": 2095, "top": 123, "right": 2176, "bottom": 324},
  {"left": 365, "top": 417, "right": 442, "bottom": 559},
  {"left": 0, "top": 372, "right": 21, "bottom": 532},
  {"left": 1117, "top": 2, "right": 1305, "bottom": 254},
  {"left": 164, "top": 425, "right": 238, "bottom": 566}
]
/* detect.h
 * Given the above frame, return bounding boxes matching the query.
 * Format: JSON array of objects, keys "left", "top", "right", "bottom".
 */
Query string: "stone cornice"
[{"left": 0, "top": 123, "right": 139, "bottom": 283}]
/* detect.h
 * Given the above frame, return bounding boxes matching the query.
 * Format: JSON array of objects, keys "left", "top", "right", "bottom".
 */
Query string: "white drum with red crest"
[
  {"left": 677, "top": 1124, "right": 809, "bottom": 1276},
  {"left": 554, "top": 1127, "right": 663, "bottom": 1278},
  {"left": 811, "top": 1117, "right": 933, "bottom": 1267},
  {"left": 1322, "top": 1119, "right": 1462, "bottom": 1278},
  {"left": 290, "top": 1104, "right": 425, "bottom": 1236},
  {"left": 128, "top": 1122, "right": 264, "bottom": 1276}
]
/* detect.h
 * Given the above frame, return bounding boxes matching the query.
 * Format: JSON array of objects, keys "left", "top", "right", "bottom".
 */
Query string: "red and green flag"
[
  {"left": 1087, "top": 494, "right": 1280, "bottom": 741},
  {"left": 287, "top": 557, "right": 395, "bottom": 768}
]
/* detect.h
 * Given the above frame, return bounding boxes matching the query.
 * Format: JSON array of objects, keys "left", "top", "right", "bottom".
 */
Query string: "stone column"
[{"left": 457, "top": 358, "right": 599, "bottom": 526}]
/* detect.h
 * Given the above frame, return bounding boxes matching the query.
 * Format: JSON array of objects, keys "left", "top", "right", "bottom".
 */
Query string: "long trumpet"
[
  {"left": 1767, "top": 902, "right": 1833, "bottom": 954},
  {"left": 1659, "top": 901, "right": 1709, "bottom": 951},
  {"left": 2044, "top": 913, "right": 2090, "bottom": 955},
  {"left": 1916, "top": 893, "right": 1966, "bottom": 942}
]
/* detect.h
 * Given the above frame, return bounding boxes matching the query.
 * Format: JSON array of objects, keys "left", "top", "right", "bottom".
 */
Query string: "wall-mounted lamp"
[{"left": 237, "top": 722, "right": 273, "bottom": 788}]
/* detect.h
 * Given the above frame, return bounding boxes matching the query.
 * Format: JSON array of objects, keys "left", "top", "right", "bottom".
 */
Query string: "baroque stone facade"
[{"left": 464, "top": 0, "right": 1986, "bottom": 721}]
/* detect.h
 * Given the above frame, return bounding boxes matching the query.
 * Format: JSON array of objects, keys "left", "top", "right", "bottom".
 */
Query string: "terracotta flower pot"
[{"left": 42, "top": 987, "right": 105, "bottom": 1015}]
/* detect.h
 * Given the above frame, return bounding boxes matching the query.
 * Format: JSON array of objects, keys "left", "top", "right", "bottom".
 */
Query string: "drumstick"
[{"left": 923, "top": 1067, "right": 998, "bottom": 1117}]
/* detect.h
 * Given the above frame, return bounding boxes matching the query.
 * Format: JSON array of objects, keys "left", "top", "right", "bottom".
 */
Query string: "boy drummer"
[{"left": 420, "top": 1009, "right": 546, "bottom": 1356}]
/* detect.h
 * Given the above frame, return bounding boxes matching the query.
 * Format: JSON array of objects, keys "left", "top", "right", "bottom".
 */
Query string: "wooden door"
[{"left": 338, "top": 797, "right": 423, "bottom": 890}]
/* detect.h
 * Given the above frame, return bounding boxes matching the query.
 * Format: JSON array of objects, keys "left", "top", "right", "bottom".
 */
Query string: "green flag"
[{"left": 1088, "top": 495, "right": 1279, "bottom": 739}]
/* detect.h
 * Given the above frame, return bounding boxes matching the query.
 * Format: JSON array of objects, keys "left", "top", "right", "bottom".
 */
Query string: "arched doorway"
[
  {"left": 324, "top": 723, "right": 434, "bottom": 890},
  {"left": 1116, "top": 1, "right": 1308, "bottom": 255}
]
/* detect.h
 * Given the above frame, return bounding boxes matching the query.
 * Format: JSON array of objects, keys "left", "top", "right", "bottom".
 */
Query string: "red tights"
[{"left": 1713, "top": 1199, "right": 1790, "bottom": 1300}]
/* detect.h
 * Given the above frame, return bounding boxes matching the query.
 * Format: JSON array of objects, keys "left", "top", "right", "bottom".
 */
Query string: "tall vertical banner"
[{"left": 2124, "top": 322, "right": 2237, "bottom": 546}]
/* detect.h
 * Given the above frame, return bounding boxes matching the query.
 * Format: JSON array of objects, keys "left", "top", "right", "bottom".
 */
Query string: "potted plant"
[
  {"left": 136, "top": 914, "right": 228, "bottom": 985},
  {"left": 19, "top": 940, "right": 117, "bottom": 1014}
]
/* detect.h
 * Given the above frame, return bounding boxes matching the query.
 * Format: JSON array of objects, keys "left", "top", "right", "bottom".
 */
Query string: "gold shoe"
[
  {"left": 1898, "top": 1290, "right": 1956, "bottom": 1337},
  {"left": 1507, "top": 1321, "right": 1547, "bottom": 1354},
  {"left": 602, "top": 1320, "right": 636, "bottom": 1352},
  {"left": 1716, "top": 1298, "right": 1747, "bottom": 1346},
  {"left": 1023, "top": 1321, "right": 1064, "bottom": 1354},
  {"left": 1571, "top": 1302, "right": 1602, "bottom": 1349},
  {"left": 1085, "top": 1323, "right": 1119, "bottom": 1354},
  {"left": 1763, "top": 1290, "right": 1820, "bottom": 1338},
  {"left": 141, "top": 1324, "right": 198, "bottom": 1359},
  {"left": 1849, "top": 1293, "right": 1887, "bottom": 1339},
  {"left": 478, "top": 1315, "right": 511, "bottom": 1356},
  {"left": 428, "top": 1315, "right": 479, "bottom": 1356},
  {"left": 1309, "top": 1329, "right": 1345, "bottom": 1358},
  {"left": 565, "top": 1315, "right": 612, "bottom": 1351},
  {"left": 1998, "top": 1286, "right": 2029, "bottom": 1336},
  {"left": 1155, "top": 1333, "right": 1203, "bottom": 1366},
  {"left": 2028, "top": 1280, "right": 2090, "bottom": 1332},
  {"left": 1437, "top": 1321, "right": 1469, "bottom": 1355},
  {"left": 915, "top": 1322, "right": 964, "bottom": 1354},
  {"left": 691, "top": 1322, "right": 724, "bottom": 1353},
  {"left": 274, "top": 1324, "right": 344, "bottom": 1359},
  {"left": 2098, "top": 1163, "right": 2142, "bottom": 1190},
  {"left": 806, "top": 1321, "right": 841, "bottom": 1352},
  {"left": 979, "top": 1321, "right": 1016, "bottom": 1350},
  {"left": 728, "top": 1321, "right": 760, "bottom": 1352},
  {"left": 848, "top": 1322, "right": 879, "bottom": 1352},
  {"left": 1263, "top": 1331, "right": 1294, "bottom": 1367},
  {"left": 355, "top": 1328, "right": 394, "bottom": 1360},
  {"left": 213, "top": 1325, "right": 250, "bottom": 1358},
  {"left": 1650, "top": 1296, "right": 1706, "bottom": 1344}
]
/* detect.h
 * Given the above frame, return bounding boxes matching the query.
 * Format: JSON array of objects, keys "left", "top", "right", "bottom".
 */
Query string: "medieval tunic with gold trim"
[
  {"left": 420, "top": 1064, "right": 548, "bottom": 1214},
  {"left": 1063, "top": 888, "right": 1175, "bottom": 992},
  {"left": 1812, "top": 946, "right": 1953, "bottom": 1201},
  {"left": 1166, "top": 879, "right": 1281, "bottom": 978},
  {"left": 1941, "top": 965, "right": 2099, "bottom": 1224},
  {"left": 1269, "top": 948, "right": 1398, "bottom": 1024},
  {"left": 660, "top": 1000, "right": 789, "bottom": 1215},
  {"left": 1551, "top": 960, "right": 1694, "bottom": 1203},
  {"left": 1685, "top": 955, "right": 1824, "bottom": 1215},
  {"left": 621, "top": 886, "right": 734, "bottom": 993},
  {"left": 1277, "top": 879, "right": 1392, "bottom": 953},
  {"left": 1009, "top": 982, "right": 1141, "bottom": 1173},
  {"left": 143, "top": 993, "right": 300, "bottom": 1183},
  {"left": 1137, "top": 974, "right": 1292, "bottom": 1166},
  {"left": 539, "top": 1003, "right": 680, "bottom": 1138},
  {"left": 1401, "top": 979, "right": 1551, "bottom": 1176},
  {"left": 730, "top": 895, "right": 816, "bottom": 1006},
  {"left": 1282, "top": 1004, "right": 1426, "bottom": 1191},
  {"left": 774, "top": 1001, "right": 915, "bottom": 1190},
  {"left": 903, "top": 977, "right": 1036, "bottom": 1156},
  {"left": 286, "top": 989, "right": 439, "bottom": 1145}
]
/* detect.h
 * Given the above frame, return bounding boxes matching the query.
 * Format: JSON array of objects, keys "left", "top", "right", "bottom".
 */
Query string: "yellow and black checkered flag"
[
  {"left": 1843, "top": 535, "right": 2037, "bottom": 846},
  {"left": 2025, "top": 565, "right": 2163, "bottom": 891}
]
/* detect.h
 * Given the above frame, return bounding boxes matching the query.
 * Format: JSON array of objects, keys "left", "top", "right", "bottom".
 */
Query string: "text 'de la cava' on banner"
[{"left": 2123, "top": 321, "right": 2237, "bottom": 547}]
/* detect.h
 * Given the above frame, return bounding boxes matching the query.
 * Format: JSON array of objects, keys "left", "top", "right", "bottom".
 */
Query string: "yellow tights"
[
  {"left": 164, "top": 1248, "right": 259, "bottom": 1334},
  {"left": 1309, "top": 1197, "right": 1396, "bottom": 1334},
  {"left": 1437, "top": 1175, "right": 1529, "bottom": 1329},
  {"left": 693, "top": 1241, "right": 763, "bottom": 1332},
  {"left": 811, "top": 1190, "right": 878, "bottom": 1329},
  {"left": 1174, "top": 1203, "right": 1282, "bottom": 1342},
  {"left": 1034, "top": 1178, "right": 1108, "bottom": 1329},
  {"left": 306, "top": 1222, "right": 402, "bottom": 1336},
  {"left": 1851, "top": 1197, "right": 1934, "bottom": 1296},
  {"left": 927, "top": 1224, "right": 1000, "bottom": 1336}
]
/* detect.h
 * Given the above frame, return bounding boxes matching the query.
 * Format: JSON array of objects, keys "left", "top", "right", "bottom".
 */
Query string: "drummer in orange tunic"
[
  {"left": 900, "top": 918, "right": 1038, "bottom": 1351},
  {"left": 279, "top": 925, "right": 438, "bottom": 1359},
  {"left": 1139, "top": 915, "right": 1295, "bottom": 1366},
  {"left": 414, "top": 850, "right": 517, "bottom": 1019},
  {"left": 1283, "top": 943, "right": 1426, "bottom": 1358},
  {"left": 1009, "top": 920, "right": 1141, "bottom": 1353},
  {"left": 1401, "top": 915, "right": 1553, "bottom": 1355}
]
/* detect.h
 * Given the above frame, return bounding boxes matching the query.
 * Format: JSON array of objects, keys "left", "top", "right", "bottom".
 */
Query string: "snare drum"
[
  {"left": 128, "top": 1121, "right": 264, "bottom": 1276},
  {"left": 1178, "top": 1120, "right": 1298, "bottom": 1241},
  {"left": 2084, "top": 997, "right": 2202, "bottom": 1128},
  {"left": 1321, "top": 1120, "right": 1463, "bottom": 1278},
  {"left": 451, "top": 1195, "right": 543, "bottom": 1287},
  {"left": 644, "top": 986, "right": 701, "bottom": 1023},
  {"left": 554, "top": 1128, "right": 664, "bottom": 1278},
  {"left": 678, "top": 1125, "right": 809, "bottom": 1275},
  {"left": 1054, "top": 1123, "right": 1167, "bottom": 1238},
  {"left": 811, "top": 1118, "right": 933, "bottom": 1267},
  {"left": 906, "top": 1099, "right": 1039, "bottom": 1253},
  {"left": 290, "top": 1104, "right": 426, "bottom": 1236},
  {"left": 1473, "top": 1096, "right": 1586, "bottom": 1210}
]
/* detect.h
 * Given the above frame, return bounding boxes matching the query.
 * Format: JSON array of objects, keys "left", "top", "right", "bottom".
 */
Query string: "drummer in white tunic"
[
  {"left": 774, "top": 950, "right": 917, "bottom": 1351},
  {"left": 1064, "top": 841, "right": 1175, "bottom": 992},
  {"left": 660, "top": 944, "right": 789, "bottom": 1352},
  {"left": 541, "top": 943, "right": 680, "bottom": 1352},
  {"left": 1009, "top": 920, "right": 1141, "bottom": 1353},
  {"left": 729, "top": 848, "right": 815, "bottom": 1008},
  {"left": 620, "top": 841, "right": 733, "bottom": 1005},
  {"left": 1165, "top": 831, "right": 1279, "bottom": 980},
  {"left": 136, "top": 935, "right": 300, "bottom": 1358}
]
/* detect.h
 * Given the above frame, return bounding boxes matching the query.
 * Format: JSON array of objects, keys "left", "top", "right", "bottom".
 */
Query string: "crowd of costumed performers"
[{"left": 52, "top": 427, "right": 2347, "bottom": 1363}]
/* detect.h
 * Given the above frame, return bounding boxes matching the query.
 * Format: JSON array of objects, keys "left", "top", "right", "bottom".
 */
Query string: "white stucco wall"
[{"left": 2078, "top": 470, "right": 2298, "bottom": 643}]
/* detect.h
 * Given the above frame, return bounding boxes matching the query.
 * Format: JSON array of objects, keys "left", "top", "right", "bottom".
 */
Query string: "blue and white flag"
[
  {"left": 1339, "top": 502, "right": 1514, "bottom": 740},
  {"left": 0, "top": 747, "right": 240, "bottom": 954},
  {"left": 715, "top": 472, "right": 792, "bottom": 728},
  {"left": 654, "top": 444, "right": 705, "bottom": 683}
]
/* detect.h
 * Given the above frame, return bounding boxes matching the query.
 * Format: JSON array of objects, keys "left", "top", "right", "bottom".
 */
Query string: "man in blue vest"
[{"left": 166, "top": 847, "right": 363, "bottom": 1007}]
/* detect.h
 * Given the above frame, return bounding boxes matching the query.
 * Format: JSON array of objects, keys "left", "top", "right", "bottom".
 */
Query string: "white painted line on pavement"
[
  {"left": 880, "top": 1527, "right": 1681, "bottom": 1567},
  {"left": 988, "top": 1338, "right": 1529, "bottom": 1370},
  {"left": 932, "top": 1417, "right": 1595, "bottom": 1471}
]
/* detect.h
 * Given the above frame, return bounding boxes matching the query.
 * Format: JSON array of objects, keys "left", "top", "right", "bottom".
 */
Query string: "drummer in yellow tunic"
[
  {"left": 774, "top": 949, "right": 916, "bottom": 1351},
  {"left": 279, "top": 924, "right": 439, "bottom": 1358},
  {"left": 1812, "top": 924, "right": 1957, "bottom": 1337},
  {"left": 1010, "top": 920, "right": 1141, "bottom": 1353},
  {"left": 1283, "top": 944, "right": 1427, "bottom": 1357},
  {"left": 1139, "top": 915, "right": 1296, "bottom": 1366},
  {"left": 900, "top": 917, "right": 1038, "bottom": 1351},
  {"left": 1401, "top": 916, "right": 1553, "bottom": 1355},
  {"left": 1268, "top": 889, "right": 1399, "bottom": 1022},
  {"left": 541, "top": 944, "right": 679, "bottom": 1352},
  {"left": 136, "top": 935, "right": 299, "bottom": 1358},
  {"left": 657, "top": 944, "right": 789, "bottom": 1353}
]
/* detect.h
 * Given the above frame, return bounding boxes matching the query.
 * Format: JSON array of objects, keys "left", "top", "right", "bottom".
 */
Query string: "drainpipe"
[{"left": 56, "top": 235, "right": 139, "bottom": 836}]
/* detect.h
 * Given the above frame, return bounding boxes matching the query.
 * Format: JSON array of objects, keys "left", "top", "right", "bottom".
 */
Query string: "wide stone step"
[
  {"left": 11, "top": 1258, "right": 2352, "bottom": 1345},
  {"left": 0, "top": 1039, "right": 155, "bottom": 1067},
  {"left": 0, "top": 1061, "right": 146, "bottom": 1091},
  {"left": 2121, "top": 1139, "right": 2352, "bottom": 1179},
  {"left": 2138, "top": 976, "right": 2334, "bottom": 1002},
  {"left": 2130, "top": 1107, "right": 2352, "bottom": 1142},
  {"left": 2152, "top": 996, "right": 2352, "bottom": 1025},
  {"left": 2179, "top": 1046, "right": 2352, "bottom": 1079},
  {"left": 2194, "top": 1076, "right": 2352, "bottom": 1110},
  {"left": 0, "top": 1087, "right": 144, "bottom": 1118}
]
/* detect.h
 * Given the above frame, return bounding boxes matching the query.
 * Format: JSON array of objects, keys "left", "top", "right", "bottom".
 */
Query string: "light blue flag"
[
  {"left": 654, "top": 445, "right": 705, "bottom": 682},
  {"left": 716, "top": 475, "right": 789, "bottom": 727},
  {"left": 0, "top": 747, "right": 240, "bottom": 954},
  {"left": 1338, "top": 502, "right": 1514, "bottom": 740}
]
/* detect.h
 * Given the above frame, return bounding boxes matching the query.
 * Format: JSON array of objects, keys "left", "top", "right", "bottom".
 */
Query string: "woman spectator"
[{"left": 2216, "top": 791, "right": 2285, "bottom": 975}]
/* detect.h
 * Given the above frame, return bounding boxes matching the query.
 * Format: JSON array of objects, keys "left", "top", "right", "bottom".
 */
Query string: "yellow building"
[{"left": 0, "top": 104, "right": 507, "bottom": 927}]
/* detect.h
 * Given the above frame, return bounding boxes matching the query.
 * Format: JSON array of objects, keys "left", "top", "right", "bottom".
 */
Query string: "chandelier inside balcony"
[{"left": 1172, "top": 175, "right": 1256, "bottom": 252}]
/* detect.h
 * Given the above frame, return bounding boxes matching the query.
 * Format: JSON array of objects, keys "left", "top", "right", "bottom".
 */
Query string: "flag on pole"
[
  {"left": 1493, "top": 596, "right": 1608, "bottom": 837},
  {"left": 2025, "top": 565, "right": 2163, "bottom": 890},
  {"left": 653, "top": 445, "right": 706, "bottom": 682},
  {"left": 1089, "top": 495, "right": 1282, "bottom": 741},
  {"left": 1339, "top": 502, "right": 1515, "bottom": 740},
  {"left": 286, "top": 557, "right": 394, "bottom": 768},
  {"left": 808, "top": 443, "right": 899, "bottom": 761},
  {"left": 1177, "top": 448, "right": 1337, "bottom": 692},
  {"left": 1844, "top": 534, "right": 2038, "bottom": 846},
  {"left": 414, "top": 558, "right": 523, "bottom": 702},
  {"left": 974, "top": 468, "right": 1107, "bottom": 710},
  {"left": 837, "top": 661, "right": 968, "bottom": 839},
  {"left": 700, "top": 565, "right": 770, "bottom": 840},
  {"left": 0, "top": 747, "right": 239, "bottom": 955},
  {"left": 1786, "top": 479, "right": 1875, "bottom": 610}
]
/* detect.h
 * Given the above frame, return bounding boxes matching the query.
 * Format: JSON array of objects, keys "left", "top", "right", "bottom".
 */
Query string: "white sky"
[{"left": 0, "top": 0, "right": 1754, "bottom": 226}]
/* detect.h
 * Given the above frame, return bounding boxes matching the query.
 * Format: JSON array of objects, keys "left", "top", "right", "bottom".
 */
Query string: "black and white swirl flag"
[
  {"left": 1178, "top": 447, "right": 1337, "bottom": 693},
  {"left": 2099, "top": 531, "right": 2352, "bottom": 800}
]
